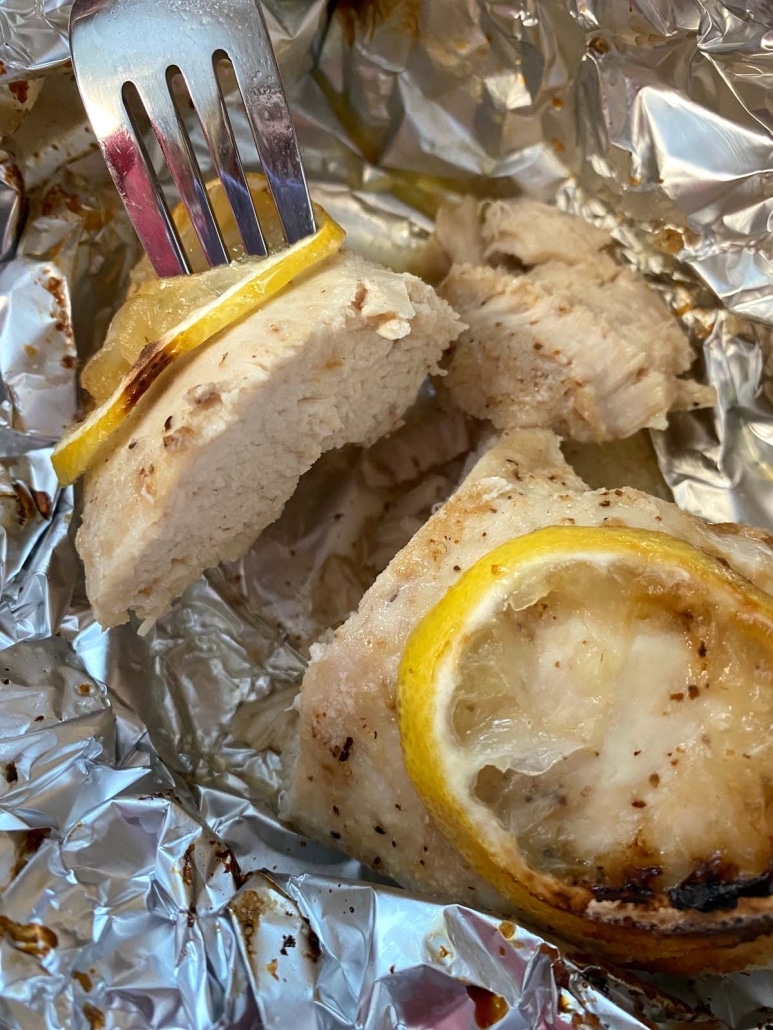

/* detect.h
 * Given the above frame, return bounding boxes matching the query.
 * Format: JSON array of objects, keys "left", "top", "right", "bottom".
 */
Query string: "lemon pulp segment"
[
  {"left": 52, "top": 207, "right": 346, "bottom": 486},
  {"left": 398, "top": 526, "right": 773, "bottom": 906},
  {"left": 173, "top": 173, "right": 288, "bottom": 271},
  {"left": 81, "top": 262, "right": 251, "bottom": 405}
]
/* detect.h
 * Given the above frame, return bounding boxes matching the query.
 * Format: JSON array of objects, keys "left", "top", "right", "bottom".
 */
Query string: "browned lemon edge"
[{"left": 51, "top": 210, "right": 346, "bottom": 486}]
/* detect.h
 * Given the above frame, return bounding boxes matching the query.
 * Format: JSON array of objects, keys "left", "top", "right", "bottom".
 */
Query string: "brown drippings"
[
  {"left": 1, "top": 158, "right": 23, "bottom": 198},
  {"left": 41, "top": 186, "right": 82, "bottom": 218},
  {"left": 466, "top": 985, "right": 510, "bottom": 1028},
  {"left": 653, "top": 227, "right": 685, "bottom": 256},
  {"left": 31, "top": 490, "right": 52, "bottom": 519},
  {"left": 42, "top": 272, "right": 74, "bottom": 342},
  {"left": 82, "top": 1003, "right": 105, "bottom": 1030},
  {"left": 13, "top": 484, "right": 36, "bottom": 526},
  {"left": 214, "top": 845, "right": 242, "bottom": 884},
  {"left": 8, "top": 80, "right": 29, "bottom": 105},
  {"left": 73, "top": 969, "right": 93, "bottom": 992},
  {"left": 301, "top": 916, "right": 321, "bottom": 963},
  {"left": 8, "top": 827, "right": 51, "bottom": 883},
  {"left": 498, "top": 920, "right": 516, "bottom": 940},
  {"left": 180, "top": 843, "right": 195, "bottom": 887},
  {"left": 229, "top": 889, "right": 267, "bottom": 956},
  {"left": 538, "top": 942, "right": 571, "bottom": 988},
  {"left": 77, "top": 683, "right": 92, "bottom": 696},
  {"left": 572, "top": 1009, "right": 603, "bottom": 1029},
  {"left": 0, "top": 915, "right": 58, "bottom": 957}
]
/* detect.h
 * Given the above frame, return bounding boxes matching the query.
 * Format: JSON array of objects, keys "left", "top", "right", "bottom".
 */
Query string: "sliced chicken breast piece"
[
  {"left": 278, "top": 428, "right": 773, "bottom": 933},
  {"left": 436, "top": 195, "right": 611, "bottom": 269},
  {"left": 78, "top": 251, "right": 464, "bottom": 628},
  {"left": 436, "top": 197, "right": 714, "bottom": 442}
]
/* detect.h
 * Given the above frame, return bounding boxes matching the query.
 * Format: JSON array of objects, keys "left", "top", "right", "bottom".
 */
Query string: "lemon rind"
[{"left": 52, "top": 210, "right": 346, "bottom": 486}]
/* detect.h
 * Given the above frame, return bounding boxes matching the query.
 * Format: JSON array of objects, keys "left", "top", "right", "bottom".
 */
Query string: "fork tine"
[
  {"left": 70, "top": 0, "right": 316, "bottom": 275},
  {"left": 135, "top": 74, "right": 229, "bottom": 268},
  {"left": 100, "top": 90, "right": 190, "bottom": 278},
  {"left": 182, "top": 62, "right": 267, "bottom": 258},
  {"left": 232, "top": 64, "right": 316, "bottom": 244},
  {"left": 228, "top": 9, "right": 315, "bottom": 244}
]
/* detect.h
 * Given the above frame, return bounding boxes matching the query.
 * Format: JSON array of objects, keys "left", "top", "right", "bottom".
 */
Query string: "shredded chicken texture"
[
  {"left": 277, "top": 428, "right": 773, "bottom": 908},
  {"left": 436, "top": 197, "right": 714, "bottom": 442}
]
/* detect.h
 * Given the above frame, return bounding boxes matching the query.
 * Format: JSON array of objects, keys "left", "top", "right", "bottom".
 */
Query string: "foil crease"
[{"left": 0, "top": 0, "right": 772, "bottom": 1028}]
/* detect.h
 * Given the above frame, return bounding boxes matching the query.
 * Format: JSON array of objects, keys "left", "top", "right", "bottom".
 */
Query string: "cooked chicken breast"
[
  {"left": 278, "top": 427, "right": 773, "bottom": 971},
  {"left": 228, "top": 395, "right": 481, "bottom": 651},
  {"left": 78, "top": 251, "right": 463, "bottom": 627},
  {"left": 436, "top": 197, "right": 714, "bottom": 441}
]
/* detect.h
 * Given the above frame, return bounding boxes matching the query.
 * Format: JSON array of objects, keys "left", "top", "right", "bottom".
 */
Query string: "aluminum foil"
[{"left": 1, "top": 0, "right": 773, "bottom": 1028}]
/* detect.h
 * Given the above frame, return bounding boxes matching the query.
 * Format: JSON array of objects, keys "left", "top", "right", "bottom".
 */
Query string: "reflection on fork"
[{"left": 69, "top": 0, "right": 315, "bottom": 277}]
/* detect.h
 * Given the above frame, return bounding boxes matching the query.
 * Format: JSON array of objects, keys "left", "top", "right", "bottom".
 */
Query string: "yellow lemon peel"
[{"left": 52, "top": 206, "right": 345, "bottom": 486}]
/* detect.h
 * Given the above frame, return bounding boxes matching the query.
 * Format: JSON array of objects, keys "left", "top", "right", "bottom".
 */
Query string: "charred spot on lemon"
[
  {"left": 52, "top": 206, "right": 345, "bottom": 486},
  {"left": 398, "top": 526, "right": 773, "bottom": 952}
]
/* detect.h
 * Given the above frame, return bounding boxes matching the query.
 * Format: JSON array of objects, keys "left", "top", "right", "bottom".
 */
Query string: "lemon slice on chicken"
[
  {"left": 80, "top": 174, "right": 288, "bottom": 406},
  {"left": 52, "top": 205, "right": 345, "bottom": 486},
  {"left": 398, "top": 526, "right": 773, "bottom": 920}
]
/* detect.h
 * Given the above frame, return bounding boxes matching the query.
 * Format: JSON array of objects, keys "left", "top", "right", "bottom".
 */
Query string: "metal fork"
[{"left": 69, "top": 0, "right": 315, "bottom": 278}]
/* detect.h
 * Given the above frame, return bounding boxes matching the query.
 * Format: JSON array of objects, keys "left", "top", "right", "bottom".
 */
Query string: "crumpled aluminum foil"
[{"left": 0, "top": 0, "right": 772, "bottom": 1027}]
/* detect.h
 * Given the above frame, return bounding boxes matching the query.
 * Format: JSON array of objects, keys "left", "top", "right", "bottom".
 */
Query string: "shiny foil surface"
[{"left": 0, "top": 1, "right": 771, "bottom": 1027}]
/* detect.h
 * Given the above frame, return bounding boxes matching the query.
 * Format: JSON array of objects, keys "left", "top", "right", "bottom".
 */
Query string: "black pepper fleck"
[{"left": 337, "top": 737, "right": 354, "bottom": 763}]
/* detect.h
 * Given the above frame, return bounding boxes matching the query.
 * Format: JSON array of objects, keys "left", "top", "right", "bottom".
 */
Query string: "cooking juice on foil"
[{"left": 1, "top": 0, "right": 773, "bottom": 1027}]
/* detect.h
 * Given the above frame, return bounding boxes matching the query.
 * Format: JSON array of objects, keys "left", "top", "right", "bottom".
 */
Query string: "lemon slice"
[
  {"left": 52, "top": 207, "right": 346, "bottom": 486},
  {"left": 81, "top": 174, "right": 289, "bottom": 404},
  {"left": 398, "top": 526, "right": 773, "bottom": 913},
  {"left": 81, "top": 262, "right": 253, "bottom": 405}
]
